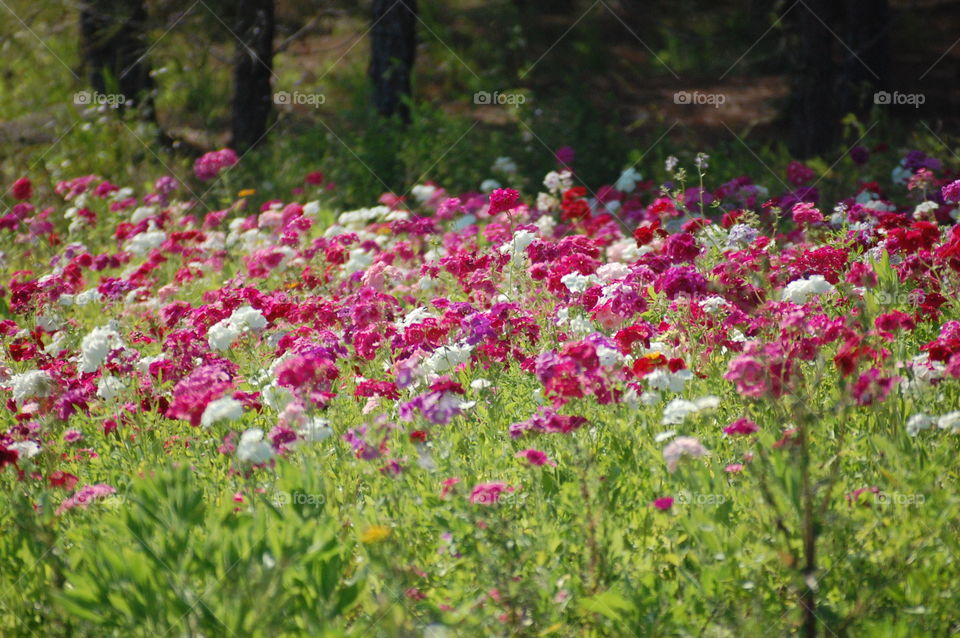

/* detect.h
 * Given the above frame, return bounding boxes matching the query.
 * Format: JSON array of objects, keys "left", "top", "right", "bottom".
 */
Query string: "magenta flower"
[
  {"left": 941, "top": 179, "right": 960, "bottom": 203},
  {"left": 194, "top": 148, "right": 239, "bottom": 181},
  {"left": 792, "top": 202, "right": 824, "bottom": 225},
  {"left": 723, "top": 418, "right": 759, "bottom": 436},
  {"left": 851, "top": 369, "right": 899, "bottom": 406},
  {"left": 653, "top": 497, "right": 674, "bottom": 511},
  {"left": 488, "top": 188, "right": 520, "bottom": 215},
  {"left": 514, "top": 448, "right": 553, "bottom": 466}
]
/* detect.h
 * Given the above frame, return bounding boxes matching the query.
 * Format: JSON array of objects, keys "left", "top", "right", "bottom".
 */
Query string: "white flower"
[
  {"left": 424, "top": 342, "right": 473, "bottom": 374},
  {"left": 891, "top": 164, "right": 912, "bottom": 187},
  {"left": 201, "top": 396, "right": 244, "bottom": 428},
  {"left": 596, "top": 262, "right": 630, "bottom": 282},
  {"left": 499, "top": 229, "right": 536, "bottom": 259},
  {"left": 700, "top": 296, "right": 729, "bottom": 314},
  {"left": 237, "top": 428, "right": 274, "bottom": 463},
  {"left": 662, "top": 436, "right": 708, "bottom": 472},
  {"left": 126, "top": 230, "right": 167, "bottom": 255},
  {"left": 411, "top": 184, "right": 437, "bottom": 203},
  {"left": 492, "top": 156, "right": 517, "bottom": 174},
  {"left": 560, "top": 272, "right": 598, "bottom": 294},
  {"left": 9, "top": 370, "right": 53, "bottom": 404},
  {"left": 781, "top": 275, "right": 835, "bottom": 305},
  {"left": 615, "top": 167, "right": 642, "bottom": 193},
  {"left": 299, "top": 418, "right": 333, "bottom": 442},
  {"left": 542, "top": 170, "right": 572, "bottom": 193},
  {"left": 8, "top": 440, "right": 40, "bottom": 460},
  {"left": 646, "top": 368, "right": 693, "bottom": 394},
  {"left": 906, "top": 413, "right": 934, "bottom": 436},
  {"left": 397, "top": 307, "right": 436, "bottom": 330},
  {"left": 97, "top": 375, "right": 126, "bottom": 401},
  {"left": 596, "top": 345, "right": 623, "bottom": 367},
  {"left": 480, "top": 179, "right": 501, "bottom": 193},
  {"left": 937, "top": 411, "right": 960, "bottom": 432},
  {"left": 661, "top": 395, "right": 719, "bottom": 425},
  {"left": 470, "top": 378, "right": 493, "bottom": 391},
  {"left": 79, "top": 324, "right": 124, "bottom": 373},
  {"left": 207, "top": 306, "right": 267, "bottom": 351},
  {"left": 207, "top": 319, "right": 244, "bottom": 352}
]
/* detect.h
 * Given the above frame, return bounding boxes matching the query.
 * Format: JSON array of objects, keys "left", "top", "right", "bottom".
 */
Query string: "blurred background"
[{"left": 1, "top": 0, "right": 958, "bottom": 208}]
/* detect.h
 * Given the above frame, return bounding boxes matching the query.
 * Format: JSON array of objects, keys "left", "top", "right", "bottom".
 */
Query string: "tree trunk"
[
  {"left": 231, "top": 0, "right": 275, "bottom": 152},
  {"left": 839, "top": 0, "right": 889, "bottom": 117},
  {"left": 369, "top": 0, "right": 417, "bottom": 123},
  {"left": 78, "top": 0, "right": 155, "bottom": 119},
  {"left": 787, "top": 0, "right": 839, "bottom": 158}
]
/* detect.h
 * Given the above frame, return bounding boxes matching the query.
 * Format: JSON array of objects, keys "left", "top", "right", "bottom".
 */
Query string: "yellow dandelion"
[{"left": 360, "top": 525, "right": 391, "bottom": 544}]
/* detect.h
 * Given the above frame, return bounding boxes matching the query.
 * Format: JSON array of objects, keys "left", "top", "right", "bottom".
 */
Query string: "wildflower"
[
  {"left": 7, "top": 440, "right": 40, "bottom": 460},
  {"left": 661, "top": 396, "right": 719, "bottom": 425},
  {"left": 236, "top": 428, "right": 274, "bottom": 463},
  {"left": 662, "top": 436, "right": 709, "bottom": 472},
  {"left": 55, "top": 484, "right": 116, "bottom": 515},
  {"left": 852, "top": 369, "right": 898, "bottom": 406},
  {"left": 360, "top": 525, "right": 391, "bottom": 544},
  {"left": 781, "top": 275, "right": 835, "bottom": 305},
  {"left": 723, "top": 418, "right": 759, "bottom": 436},
  {"left": 942, "top": 179, "right": 960, "bottom": 203},
  {"left": 79, "top": 324, "right": 124, "bottom": 373},
  {"left": 9, "top": 370, "right": 53, "bottom": 403},
  {"left": 653, "top": 497, "right": 674, "bottom": 511},
  {"left": 488, "top": 188, "right": 520, "bottom": 215},
  {"left": 792, "top": 202, "right": 824, "bottom": 225},
  {"left": 11, "top": 177, "right": 32, "bottom": 200},
  {"left": 724, "top": 463, "right": 744, "bottom": 473},
  {"left": 200, "top": 396, "right": 244, "bottom": 428},
  {"left": 194, "top": 148, "right": 239, "bottom": 181},
  {"left": 937, "top": 411, "right": 960, "bottom": 432},
  {"left": 469, "top": 482, "right": 513, "bottom": 505},
  {"left": 615, "top": 167, "right": 642, "bottom": 192},
  {"left": 515, "top": 449, "right": 553, "bottom": 466},
  {"left": 906, "top": 414, "right": 933, "bottom": 436},
  {"left": 49, "top": 471, "right": 79, "bottom": 489}
]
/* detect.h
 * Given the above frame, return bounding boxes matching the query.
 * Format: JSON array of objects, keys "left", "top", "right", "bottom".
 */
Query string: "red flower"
[
  {"left": 12, "top": 177, "right": 32, "bottom": 200},
  {"left": 49, "top": 471, "right": 79, "bottom": 490}
]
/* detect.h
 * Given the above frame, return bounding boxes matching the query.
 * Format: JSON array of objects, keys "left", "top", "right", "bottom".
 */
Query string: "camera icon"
[
  {"left": 874, "top": 91, "right": 891, "bottom": 105},
  {"left": 74, "top": 90, "right": 91, "bottom": 105},
  {"left": 674, "top": 91, "right": 691, "bottom": 105},
  {"left": 474, "top": 91, "right": 491, "bottom": 105},
  {"left": 273, "top": 91, "right": 291, "bottom": 105}
]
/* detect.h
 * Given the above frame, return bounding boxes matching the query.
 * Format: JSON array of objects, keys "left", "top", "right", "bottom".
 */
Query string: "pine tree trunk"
[
  {"left": 788, "top": 0, "right": 839, "bottom": 158},
  {"left": 839, "top": 0, "right": 889, "bottom": 117},
  {"left": 78, "top": 0, "right": 155, "bottom": 119},
  {"left": 231, "top": 0, "right": 275, "bottom": 152},
  {"left": 369, "top": 0, "right": 417, "bottom": 123}
]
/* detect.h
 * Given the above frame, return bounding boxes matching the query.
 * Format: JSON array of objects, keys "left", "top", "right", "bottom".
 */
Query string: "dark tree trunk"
[
  {"left": 78, "top": 0, "right": 155, "bottom": 119},
  {"left": 839, "top": 0, "right": 890, "bottom": 117},
  {"left": 369, "top": 0, "right": 417, "bottom": 123},
  {"left": 231, "top": 0, "right": 275, "bottom": 153},
  {"left": 788, "top": 0, "right": 840, "bottom": 158}
]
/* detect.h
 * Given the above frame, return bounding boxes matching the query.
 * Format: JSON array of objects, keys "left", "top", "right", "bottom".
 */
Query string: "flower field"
[{"left": 2, "top": 149, "right": 960, "bottom": 637}]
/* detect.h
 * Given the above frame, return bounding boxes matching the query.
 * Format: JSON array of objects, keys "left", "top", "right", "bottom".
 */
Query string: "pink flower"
[
  {"left": 469, "top": 481, "right": 513, "bottom": 505},
  {"left": 653, "top": 497, "right": 674, "bottom": 511},
  {"left": 194, "top": 148, "right": 239, "bottom": 181},
  {"left": 723, "top": 418, "right": 759, "bottom": 436},
  {"left": 63, "top": 429, "right": 83, "bottom": 443},
  {"left": 724, "top": 463, "right": 744, "bottom": 473},
  {"left": 851, "top": 368, "right": 899, "bottom": 406},
  {"left": 488, "top": 188, "right": 520, "bottom": 215},
  {"left": 792, "top": 202, "right": 824, "bottom": 225},
  {"left": 440, "top": 477, "right": 460, "bottom": 499},
  {"left": 942, "top": 179, "right": 960, "bottom": 203},
  {"left": 514, "top": 448, "right": 553, "bottom": 466},
  {"left": 55, "top": 483, "right": 116, "bottom": 515}
]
